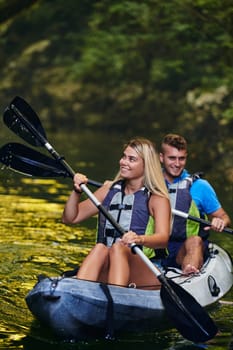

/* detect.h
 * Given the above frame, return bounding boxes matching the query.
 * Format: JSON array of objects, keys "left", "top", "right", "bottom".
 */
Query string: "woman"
[{"left": 62, "top": 138, "right": 171, "bottom": 288}]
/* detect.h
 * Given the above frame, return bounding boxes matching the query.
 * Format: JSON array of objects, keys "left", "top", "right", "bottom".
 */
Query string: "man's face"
[{"left": 159, "top": 144, "right": 187, "bottom": 182}]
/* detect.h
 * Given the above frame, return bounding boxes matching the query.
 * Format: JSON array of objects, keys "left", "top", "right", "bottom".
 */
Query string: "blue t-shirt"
[{"left": 165, "top": 169, "right": 221, "bottom": 216}]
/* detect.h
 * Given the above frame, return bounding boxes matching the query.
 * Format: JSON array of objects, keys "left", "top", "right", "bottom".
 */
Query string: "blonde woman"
[{"left": 62, "top": 138, "right": 171, "bottom": 288}]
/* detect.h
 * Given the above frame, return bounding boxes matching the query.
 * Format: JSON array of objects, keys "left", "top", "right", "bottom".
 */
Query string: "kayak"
[
  {"left": 0, "top": 96, "right": 231, "bottom": 340},
  {"left": 25, "top": 243, "right": 233, "bottom": 341}
]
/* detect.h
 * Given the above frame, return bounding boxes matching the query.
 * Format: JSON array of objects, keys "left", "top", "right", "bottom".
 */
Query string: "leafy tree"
[{"left": 0, "top": 0, "right": 232, "bottom": 185}]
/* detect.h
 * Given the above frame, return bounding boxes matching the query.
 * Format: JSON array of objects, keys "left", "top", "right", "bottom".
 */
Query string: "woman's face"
[{"left": 119, "top": 146, "right": 144, "bottom": 180}]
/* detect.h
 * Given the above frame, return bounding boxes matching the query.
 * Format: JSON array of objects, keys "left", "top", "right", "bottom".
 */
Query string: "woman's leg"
[
  {"left": 77, "top": 243, "right": 109, "bottom": 282},
  {"left": 128, "top": 255, "right": 161, "bottom": 289},
  {"left": 108, "top": 242, "right": 131, "bottom": 285},
  {"left": 108, "top": 243, "right": 160, "bottom": 289}
]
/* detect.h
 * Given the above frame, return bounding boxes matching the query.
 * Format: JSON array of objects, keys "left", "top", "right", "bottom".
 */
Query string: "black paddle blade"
[
  {"left": 3, "top": 96, "right": 46, "bottom": 147},
  {"left": 0, "top": 143, "right": 71, "bottom": 178},
  {"left": 160, "top": 278, "right": 218, "bottom": 343}
]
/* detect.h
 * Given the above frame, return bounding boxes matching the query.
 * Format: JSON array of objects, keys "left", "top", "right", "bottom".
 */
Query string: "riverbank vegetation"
[{"left": 0, "top": 0, "right": 232, "bottom": 187}]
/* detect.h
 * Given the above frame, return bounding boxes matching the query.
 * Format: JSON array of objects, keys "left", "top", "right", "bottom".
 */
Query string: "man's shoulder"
[{"left": 191, "top": 177, "right": 214, "bottom": 192}]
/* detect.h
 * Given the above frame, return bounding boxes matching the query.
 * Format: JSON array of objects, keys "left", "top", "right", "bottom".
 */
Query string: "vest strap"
[
  {"left": 105, "top": 229, "right": 121, "bottom": 238},
  {"left": 109, "top": 204, "right": 132, "bottom": 210}
]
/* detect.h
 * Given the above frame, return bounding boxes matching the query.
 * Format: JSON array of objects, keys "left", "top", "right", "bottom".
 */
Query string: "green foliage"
[{"left": 0, "top": 0, "right": 232, "bottom": 182}]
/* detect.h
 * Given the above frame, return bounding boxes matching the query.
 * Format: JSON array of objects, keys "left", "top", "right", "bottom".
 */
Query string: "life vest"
[
  {"left": 97, "top": 180, "right": 156, "bottom": 259},
  {"left": 168, "top": 173, "right": 208, "bottom": 242}
]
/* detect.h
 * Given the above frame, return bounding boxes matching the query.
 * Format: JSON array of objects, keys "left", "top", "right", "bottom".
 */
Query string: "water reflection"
[
  {"left": 0, "top": 176, "right": 97, "bottom": 349},
  {"left": 0, "top": 130, "right": 232, "bottom": 349}
]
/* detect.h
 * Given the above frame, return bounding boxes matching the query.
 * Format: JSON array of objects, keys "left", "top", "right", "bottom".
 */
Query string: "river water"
[{"left": 0, "top": 129, "right": 232, "bottom": 350}]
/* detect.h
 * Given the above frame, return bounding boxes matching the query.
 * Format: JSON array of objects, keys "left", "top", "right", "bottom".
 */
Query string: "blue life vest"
[
  {"left": 168, "top": 173, "right": 208, "bottom": 242},
  {"left": 97, "top": 180, "right": 156, "bottom": 258}
]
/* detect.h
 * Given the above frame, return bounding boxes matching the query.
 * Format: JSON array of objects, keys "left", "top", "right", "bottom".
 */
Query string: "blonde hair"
[{"left": 113, "top": 138, "right": 169, "bottom": 199}]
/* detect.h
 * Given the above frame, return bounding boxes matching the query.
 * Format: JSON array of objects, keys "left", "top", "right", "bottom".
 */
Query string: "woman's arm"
[{"left": 62, "top": 173, "right": 109, "bottom": 224}]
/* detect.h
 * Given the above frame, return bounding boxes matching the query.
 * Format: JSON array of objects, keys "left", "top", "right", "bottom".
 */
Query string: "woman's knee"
[
  {"left": 90, "top": 243, "right": 109, "bottom": 258},
  {"left": 109, "top": 242, "right": 128, "bottom": 259},
  {"left": 93, "top": 243, "right": 107, "bottom": 252}
]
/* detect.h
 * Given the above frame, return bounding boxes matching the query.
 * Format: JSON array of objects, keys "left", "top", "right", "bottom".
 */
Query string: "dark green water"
[{"left": 0, "top": 130, "right": 232, "bottom": 349}]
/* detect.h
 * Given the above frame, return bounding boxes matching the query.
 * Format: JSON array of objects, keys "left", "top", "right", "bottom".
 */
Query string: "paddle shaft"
[{"left": 172, "top": 208, "right": 233, "bottom": 235}]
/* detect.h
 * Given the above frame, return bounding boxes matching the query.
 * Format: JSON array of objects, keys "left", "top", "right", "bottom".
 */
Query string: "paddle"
[
  {"left": 2, "top": 96, "right": 218, "bottom": 342},
  {"left": 0, "top": 142, "right": 70, "bottom": 178},
  {"left": 3, "top": 97, "right": 101, "bottom": 188},
  {"left": 1, "top": 140, "right": 232, "bottom": 237},
  {"left": 0, "top": 142, "right": 102, "bottom": 187},
  {"left": 132, "top": 243, "right": 218, "bottom": 342}
]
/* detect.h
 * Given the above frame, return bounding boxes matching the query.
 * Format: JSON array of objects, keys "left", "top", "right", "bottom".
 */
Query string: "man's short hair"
[{"left": 161, "top": 134, "right": 187, "bottom": 152}]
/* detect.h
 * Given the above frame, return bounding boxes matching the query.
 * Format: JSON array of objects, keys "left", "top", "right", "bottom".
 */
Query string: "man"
[{"left": 160, "top": 133, "right": 231, "bottom": 274}]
